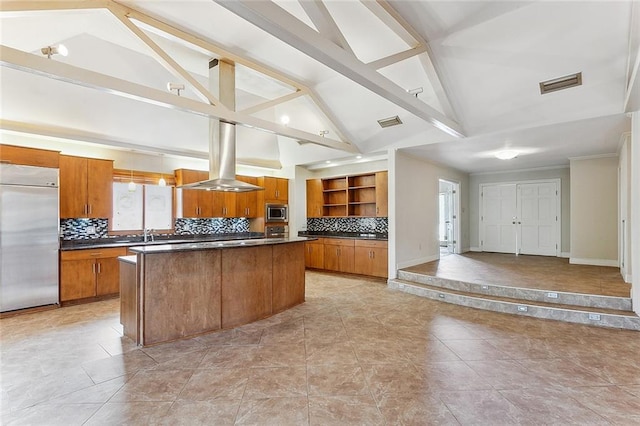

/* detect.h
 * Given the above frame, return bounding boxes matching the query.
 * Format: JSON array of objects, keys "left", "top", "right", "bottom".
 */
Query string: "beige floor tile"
[
  {"left": 564, "top": 385, "right": 640, "bottom": 424},
  {"left": 253, "top": 343, "right": 306, "bottom": 367},
  {"left": 2, "top": 403, "right": 101, "bottom": 426},
  {"left": 110, "top": 369, "right": 193, "bottom": 402},
  {"left": 438, "top": 390, "right": 530, "bottom": 425},
  {"left": 307, "top": 363, "right": 369, "bottom": 396},
  {"left": 84, "top": 401, "right": 173, "bottom": 425},
  {"left": 442, "top": 339, "right": 512, "bottom": 361},
  {"left": 308, "top": 395, "right": 384, "bottom": 426},
  {"left": 178, "top": 368, "right": 249, "bottom": 401},
  {"left": 81, "top": 349, "right": 158, "bottom": 383},
  {"left": 234, "top": 397, "right": 309, "bottom": 426},
  {"left": 158, "top": 399, "right": 241, "bottom": 425},
  {"left": 376, "top": 394, "right": 459, "bottom": 425},
  {"left": 243, "top": 367, "right": 307, "bottom": 399},
  {"left": 305, "top": 340, "right": 358, "bottom": 365}
]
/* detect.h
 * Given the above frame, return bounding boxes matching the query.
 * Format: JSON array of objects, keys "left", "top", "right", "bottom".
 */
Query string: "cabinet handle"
[
  {"left": 88, "top": 204, "right": 92, "bottom": 215},
  {"left": 97, "top": 262, "right": 101, "bottom": 274},
  {"left": 371, "top": 251, "right": 375, "bottom": 259},
  {"left": 376, "top": 206, "right": 379, "bottom": 214},
  {"left": 196, "top": 207, "right": 199, "bottom": 216},
  {"left": 92, "top": 263, "right": 96, "bottom": 274}
]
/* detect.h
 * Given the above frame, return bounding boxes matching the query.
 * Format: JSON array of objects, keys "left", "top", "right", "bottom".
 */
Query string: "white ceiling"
[{"left": 0, "top": 1, "right": 637, "bottom": 173}]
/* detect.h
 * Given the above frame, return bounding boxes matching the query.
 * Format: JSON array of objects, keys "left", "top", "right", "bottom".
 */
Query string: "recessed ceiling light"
[
  {"left": 325, "top": 160, "right": 331, "bottom": 164},
  {"left": 495, "top": 150, "right": 519, "bottom": 160},
  {"left": 356, "top": 155, "right": 362, "bottom": 159},
  {"left": 280, "top": 115, "right": 290, "bottom": 125}
]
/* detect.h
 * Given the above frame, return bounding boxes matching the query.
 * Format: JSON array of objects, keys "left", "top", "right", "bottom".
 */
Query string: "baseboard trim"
[
  {"left": 569, "top": 258, "right": 618, "bottom": 267},
  {"left": 560, "top": 252, "right": 570, "bottom": 258},
  {"left": 469, "top": 247, "right": 482, "bottom": 252},
  {"left": 624, "top": 274, "right": 632, "bottom": 283},
  {"left": 397, "top": 254, "right": 439, "bottom": 269}
]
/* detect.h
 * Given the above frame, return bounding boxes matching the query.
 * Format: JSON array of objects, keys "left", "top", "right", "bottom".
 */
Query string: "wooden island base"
[{"left": 119, "top": 240, "right": 306, "bottom": 346}]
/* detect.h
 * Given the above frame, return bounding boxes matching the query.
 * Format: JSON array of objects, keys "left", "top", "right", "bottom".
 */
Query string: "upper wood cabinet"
[
  {"left": 375, "top": 171, "right": 388, "bottom": 217},
  {"left": 306, "top": 171, "right": 388, "bottom": 218},
  {"left": 0, "top": 144, "right": 59, "bottom": 168},
  {"left": 60, "top": 155, "right": 113, "bottom": 219},
  {"left": 259, "top": 177, "right": 288, "bottom": 202},
  {"left": 236, "top": 176, "right": 258, "bottom": 218},
  {"left": 175, "top": 169, "right": 213, "bottom": 218},
  {"left": 306, "top": 179, "right": 323, "bottom": 218}
]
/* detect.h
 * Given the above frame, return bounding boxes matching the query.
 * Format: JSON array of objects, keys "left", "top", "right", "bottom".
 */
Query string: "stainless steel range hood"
[{"left": 179, "top": 58, "right": 263, "bottom": 192}]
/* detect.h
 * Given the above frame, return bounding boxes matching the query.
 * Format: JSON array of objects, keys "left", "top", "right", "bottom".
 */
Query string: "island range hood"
[{"left": 179, "top": 59, "right": 263, "bottom": 192}]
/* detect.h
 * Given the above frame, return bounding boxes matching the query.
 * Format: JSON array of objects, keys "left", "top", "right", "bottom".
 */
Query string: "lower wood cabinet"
[
  {"left": 60, "top": 247, "right": 127, "bottom": 302},
  {"left": 304, "top": 237, "right": 388, "bottom": 278},
  {"left": 323, "top": 238, "right": 355, "bottom": 274},
  {"left": 304, "top": 239, "right": 325, "bottom": 269},
  {"left": 354, "top": 240, "right": 388, "bottom": 278}
]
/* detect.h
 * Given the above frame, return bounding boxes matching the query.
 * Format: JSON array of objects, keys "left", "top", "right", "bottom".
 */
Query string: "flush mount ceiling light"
[
  {"left": 280, "top": 115, "right": 290, "bottom": 126},
  {"left": 40, "top": 44, "right": 68, "bottom": 59},
  {"left": 377, "top": 115, "right": 403, "bottom": 128},
  {"left": 539, "top": 72, "right": 582, "bottom": 94},
  {"left": 167, "top": 82, "right": 185, "bottom": 96},
  {"left": 495, "top": 150, "right": 519, "bottom": 160},
  {"left": 319, "top": 130, "right": 329, "bottom": 137}
]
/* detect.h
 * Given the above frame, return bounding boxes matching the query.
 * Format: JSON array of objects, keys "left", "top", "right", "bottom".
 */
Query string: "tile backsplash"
[
  {"left": 60, "top": 218, "right": 109, "bottom": 240},
  {"left": 175, "top": 218, "right": 250, "bottom": 235},
  {"left": 307, "top": 217, "right": 388, "bottom": 234}
]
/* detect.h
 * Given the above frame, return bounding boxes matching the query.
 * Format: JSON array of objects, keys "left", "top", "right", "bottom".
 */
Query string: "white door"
[
  {"left": 518, "top": 183, "right": 558, "bottom": 255},
  {"left": 481, "top": 184, "right": 517, "bottom": 253},
  {"left": 445, "top": 188, "right": 456, "bottom": 253}
]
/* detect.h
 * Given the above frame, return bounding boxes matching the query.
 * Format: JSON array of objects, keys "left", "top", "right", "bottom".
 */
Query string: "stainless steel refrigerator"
[{"left": 1, "top": 163, "right": 59, "bottom": 312}]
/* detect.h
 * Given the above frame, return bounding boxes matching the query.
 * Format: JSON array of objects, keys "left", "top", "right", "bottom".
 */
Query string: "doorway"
[
  {"left": 439, "top": 179, "right": 460, "bottom": 255},
  {"left": 480, "top": 179, "right": 560, "bottom": 256}
]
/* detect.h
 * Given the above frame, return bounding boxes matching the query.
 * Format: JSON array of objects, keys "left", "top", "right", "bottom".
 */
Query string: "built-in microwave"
[{"left": 266, "top": 203, "right": 288, "bottom": 222}]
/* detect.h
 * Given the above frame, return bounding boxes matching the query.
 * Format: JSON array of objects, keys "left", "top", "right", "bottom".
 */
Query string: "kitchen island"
[{"left": 119, "top": 237, "right": 308, "bottom": 346}]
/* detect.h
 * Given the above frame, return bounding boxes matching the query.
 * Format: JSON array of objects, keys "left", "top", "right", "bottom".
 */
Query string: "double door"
[{"left": 481, "top": 181, "right": 559, "bottom": 256}]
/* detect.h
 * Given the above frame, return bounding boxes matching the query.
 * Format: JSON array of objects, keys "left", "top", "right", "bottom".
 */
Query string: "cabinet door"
[
  {"left": 276, "top": 178, "right": 288, "bottom": 202},
  {"left": 262, "top": 177, "right": 288, "bottom": 202},
  {"left": 176, "top": 169, "right": 209, "bottom": 217},
  {"left": 306, "top": 179, "right": 323, "bottom": 218},
  {"left": 236, "top": 176, "right": 258, "bottom": 218},
  {"left": 96, "top": 256, "right": 121, "bottom": 296},
  {"left": 305, "top": 241, "right": 324, "bottom": 269},
  {"left": 87, "top": 158, "right": 113, "bottom": 218},
  {"left": 59, "top": 155, "right": 88, "bottom": 218},
  {"left": 60, "top": 259, "right": 96, "bottom": 301},
  {"left": 324, "top": 244, "right": 354, "bottom": 273},
  {"left": 354, "top": 247, "right": 388, "bottom": 277},
  {"left": 375, "top": 171, "right": 388, "bottom": 217}
]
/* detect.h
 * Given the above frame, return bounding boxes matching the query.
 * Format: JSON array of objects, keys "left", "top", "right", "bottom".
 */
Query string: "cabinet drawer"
[
  {"left": 354, "top": 239, "right": 388, "bottom": 249},
  {"left": 323, "top": 238, "right": 354, "bottom": 247},
  {"left": 61, "top": 247, "right": 127, "bottom": 261},
  {"left": 305, "top": 238, "right": 324, "bottom": 245}
]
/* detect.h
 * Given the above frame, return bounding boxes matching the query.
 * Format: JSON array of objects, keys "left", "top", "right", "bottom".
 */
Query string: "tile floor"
[
  {"left": 2, "top": 270, "right": 640, "bottom": 425},
  {"left": 404, "top": 252, "right": 631, "bottom": 297}
]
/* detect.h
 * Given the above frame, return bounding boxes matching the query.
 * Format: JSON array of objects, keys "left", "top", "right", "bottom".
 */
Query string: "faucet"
[{"left": 143, "top": 228, "right": 155, "bottom": 243}]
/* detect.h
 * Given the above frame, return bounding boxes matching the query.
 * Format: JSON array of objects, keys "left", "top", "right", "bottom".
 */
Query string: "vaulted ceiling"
[{"left": 1, "top": 1, "right": 638, "bottom": 173}]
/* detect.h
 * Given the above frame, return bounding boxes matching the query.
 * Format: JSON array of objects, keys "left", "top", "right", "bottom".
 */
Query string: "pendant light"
[{"left": 158, "top": 154, "right": 166, "bottom": 187}]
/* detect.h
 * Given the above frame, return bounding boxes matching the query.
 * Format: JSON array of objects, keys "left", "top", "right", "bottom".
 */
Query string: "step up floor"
[{"left": 391, "top": 253, "right": 638, "bottom": 331}]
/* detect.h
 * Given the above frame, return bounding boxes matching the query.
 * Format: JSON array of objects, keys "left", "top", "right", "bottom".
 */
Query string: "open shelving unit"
[{"left": 320, "top": 172, "right": 385, "bottom": 217}]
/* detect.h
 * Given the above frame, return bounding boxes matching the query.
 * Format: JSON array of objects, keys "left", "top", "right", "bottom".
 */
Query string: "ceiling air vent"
[
  {"left": 539, "top": 72, "right": 582, "bottom": 95},
  {"left": 377, "top": 115, "right": 403, "bottom": 128}
]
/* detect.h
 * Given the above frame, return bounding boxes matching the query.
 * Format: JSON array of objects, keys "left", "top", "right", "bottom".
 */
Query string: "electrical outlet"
[
  {"left": 86, "top": 226, "right": 96, "bottom": 235},
  {"left": 481, "top": 285, "right": 489, "bottom": 290},
  {"left": 438, "top": 293, "right": 445, "bottom": 299},
  {"left": 517, "top": 305, "right": 528, "bottom": 312},
  {"left": 588, "top": 313, "right": 601, "bottom": 321},
  {"left": 546, "top": 292, "right": 559, "bottom": 299}
]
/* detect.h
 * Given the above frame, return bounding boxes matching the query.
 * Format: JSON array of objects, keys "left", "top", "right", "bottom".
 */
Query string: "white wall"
[
  {"left": 619, "top": 134, "right": 632, "bottom": 282},
  {"left": 631, "top": 112, "right": 639, "bottom": 314},
  {"left": 393, "top": 150, "right": 469, "bottom": 272},
  {"left": 469, "top": 167, "right": 570, "bottom": 253},
  {"left": 570, "top": 155, "right": 619, "bottom": 266}
]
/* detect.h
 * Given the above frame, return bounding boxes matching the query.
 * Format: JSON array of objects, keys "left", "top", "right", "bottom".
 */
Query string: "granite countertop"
[
  {"left": 128, "top": 236, "right": 311, "bottom": 254},
  {"left": 60, "top": 232, "right": 266, "bottom": 251},
  {"left": 298, "top": 231, "right": 388, "bottom": 241}
]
